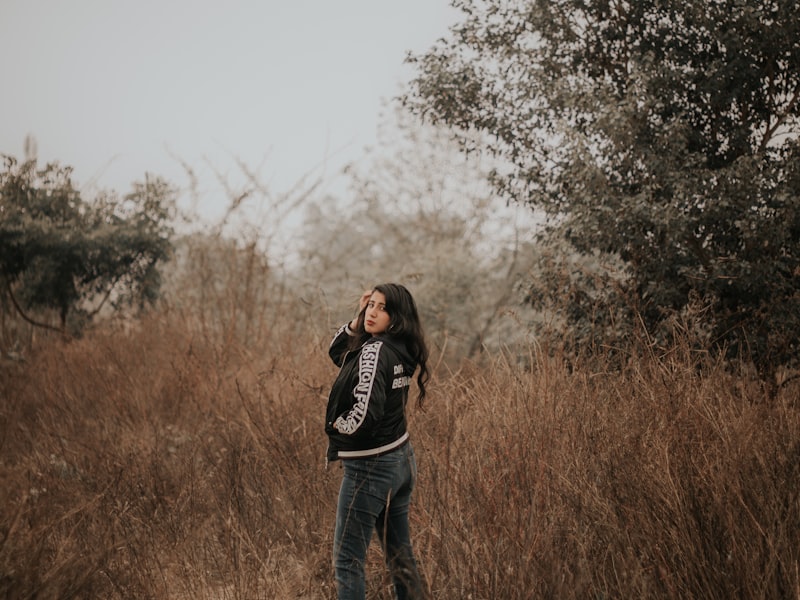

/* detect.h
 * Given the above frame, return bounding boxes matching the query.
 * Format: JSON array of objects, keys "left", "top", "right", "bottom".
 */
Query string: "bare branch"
[{"left": 2, "top": 274, "right": 63, "bottom": 335}]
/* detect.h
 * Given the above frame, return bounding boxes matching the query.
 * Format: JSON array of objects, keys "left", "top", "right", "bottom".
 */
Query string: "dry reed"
[{"left": 1, "top": 303, "right": 798, "bottom": 599}]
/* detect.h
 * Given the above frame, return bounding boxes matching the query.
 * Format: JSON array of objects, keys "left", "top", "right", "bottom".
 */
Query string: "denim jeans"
[{"left": 333, "top": 443, "right": 424, "bottom": 600}]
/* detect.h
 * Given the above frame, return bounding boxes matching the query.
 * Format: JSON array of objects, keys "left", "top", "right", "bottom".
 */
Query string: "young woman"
[{"left": 325, "top": 283, "right": 430, "bottom": 600}]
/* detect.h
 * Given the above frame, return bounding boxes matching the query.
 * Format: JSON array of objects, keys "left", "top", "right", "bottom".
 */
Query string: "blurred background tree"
[
  {"left": 404, "top": 0, "right": 800, "bottom": 390},
  {"left": 293, "top": 106, "right": 542, "bottom": 363},
  {"left": 0, "top": 155, "right": 175, "bottom": 338}
]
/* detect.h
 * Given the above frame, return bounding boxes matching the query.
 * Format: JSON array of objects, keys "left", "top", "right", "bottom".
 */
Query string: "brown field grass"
[{"left": 1, "top": 309, "right": 799, "bottom": 599}]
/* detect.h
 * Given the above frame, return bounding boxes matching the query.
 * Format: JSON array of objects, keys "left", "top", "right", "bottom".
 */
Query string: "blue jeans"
[{"left": 333, "top": 443, "right": 424, "bottom": 600}]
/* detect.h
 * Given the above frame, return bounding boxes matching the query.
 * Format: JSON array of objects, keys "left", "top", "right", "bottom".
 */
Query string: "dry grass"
[{"left": 1, "top": 310, "right": 799, "bottom": 599}]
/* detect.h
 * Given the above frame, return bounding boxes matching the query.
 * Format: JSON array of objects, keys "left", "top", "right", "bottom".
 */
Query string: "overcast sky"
[{"left": 0, "top": 1, "right": 458, "bottom": 219}]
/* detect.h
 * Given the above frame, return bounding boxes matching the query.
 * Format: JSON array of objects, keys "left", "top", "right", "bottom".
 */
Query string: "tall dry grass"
[{"left": 1, "top": 300, "right": 799, "bottom": 598}]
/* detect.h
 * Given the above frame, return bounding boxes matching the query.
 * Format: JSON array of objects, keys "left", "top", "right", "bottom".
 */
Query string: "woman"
[{"left": 325, "top": 283, "right": 430, "bottom": 600}]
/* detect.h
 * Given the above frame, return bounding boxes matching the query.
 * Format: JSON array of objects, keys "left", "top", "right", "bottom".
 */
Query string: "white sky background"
[{"left": 0, "top": 1, "right": 459, "bottom": 222}]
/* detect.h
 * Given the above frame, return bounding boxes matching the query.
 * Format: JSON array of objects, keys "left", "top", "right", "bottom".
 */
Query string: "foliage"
[
  {"left": 0, "top": 156, "right": 175, "bottom": 334},
  {"left": 403, "top": 0, "right": 800, "bottom": 386},
  {"left": 294, "top": 107, "right": 540, "bottom": 361}
]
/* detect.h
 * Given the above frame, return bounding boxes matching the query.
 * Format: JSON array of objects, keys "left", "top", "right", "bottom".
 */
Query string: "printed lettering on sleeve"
[{"left": 334, "top": 341, "right": 381, "bottom": 434}]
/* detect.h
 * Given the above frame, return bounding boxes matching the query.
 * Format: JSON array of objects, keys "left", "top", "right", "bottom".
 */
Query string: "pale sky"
[{"left": 0, "top": 1, "right": 459, "bottom": 220}]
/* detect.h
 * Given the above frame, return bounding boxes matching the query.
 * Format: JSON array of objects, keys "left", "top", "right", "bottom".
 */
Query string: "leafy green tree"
[
  {"left": 0, "top": 157, "right": 175, "bottom": 335},
  {"left": 404, "top": 0, "right": 800, "bottom": 386}
]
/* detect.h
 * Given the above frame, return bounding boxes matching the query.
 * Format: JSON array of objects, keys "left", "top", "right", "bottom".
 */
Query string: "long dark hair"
[{"left": 350, "top": 283, "right": 430, "bottom": 407}]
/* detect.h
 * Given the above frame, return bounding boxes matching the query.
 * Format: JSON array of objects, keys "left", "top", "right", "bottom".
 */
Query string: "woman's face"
[{"left": 364, "top": 291, "right": 391, "bottom": 335}]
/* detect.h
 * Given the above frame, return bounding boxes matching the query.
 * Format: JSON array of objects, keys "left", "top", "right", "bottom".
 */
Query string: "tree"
[
  {"left": 404, "top": 0, "right": 800, "bottom": 387},
  {"left": 294, "top": 106, "right": 540, "bottom": 362},
  {"left": 0, "top": 156, "right": 175, "bottom": 335}
]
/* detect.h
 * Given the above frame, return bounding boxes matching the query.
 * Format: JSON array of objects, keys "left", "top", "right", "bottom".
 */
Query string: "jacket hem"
[{"left": 336, "top": 432, "right": 410, "bottom": 460}]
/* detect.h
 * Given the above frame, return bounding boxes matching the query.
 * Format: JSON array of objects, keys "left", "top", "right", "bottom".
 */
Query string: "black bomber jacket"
[{"left": 325, "top": 323, "right": 416, "bottom": 463}]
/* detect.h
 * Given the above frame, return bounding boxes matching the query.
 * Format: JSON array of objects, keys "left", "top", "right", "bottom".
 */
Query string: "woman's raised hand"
[
  {"left": 358, "top": 289, "right": 372, "bottom": 313},
  {"left": 349, "top": 289, "right": 373, "bottom": 331}
]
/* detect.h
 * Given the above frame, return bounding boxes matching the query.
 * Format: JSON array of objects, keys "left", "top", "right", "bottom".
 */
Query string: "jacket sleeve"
[
  {"left": 333, "top": 340, "right": 388, "bottom": 436},
  {"left": 328, "top": 323, "right": 355, "bottom": 366}
]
